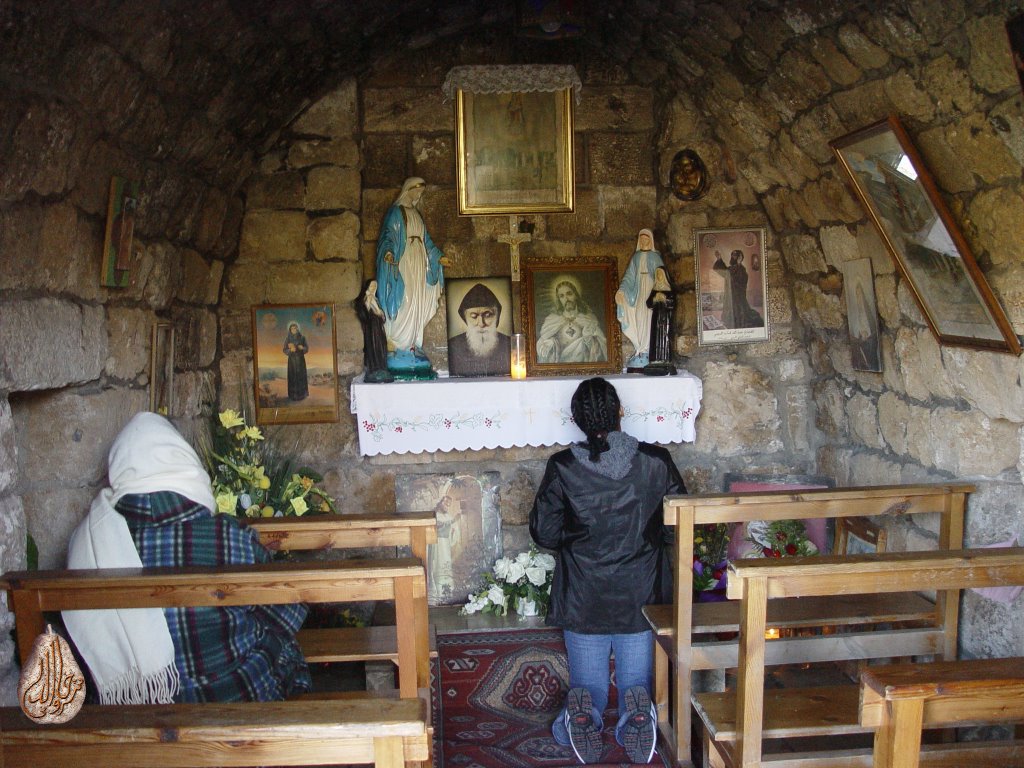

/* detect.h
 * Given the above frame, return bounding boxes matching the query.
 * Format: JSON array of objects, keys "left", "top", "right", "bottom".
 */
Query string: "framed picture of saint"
[
  {"left": 251, "top": 303, "right": 339, "bottom": 425},
  {"left": 694, "top": 227, "right": 770, "bottom": 346},
  {"left": 445, "top": 277, "right": 514, "bottom": 377}
]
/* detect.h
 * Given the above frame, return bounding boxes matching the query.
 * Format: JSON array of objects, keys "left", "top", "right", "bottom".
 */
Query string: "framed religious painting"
[
  {"left": 831, "top": 115, "right": 1020, "bottom": 355},
  {"left": 843, "top": 258, "right": 882, "bottom": 372},
  {"left": 149, "top": 322, "right": 175, "bottom": 417},
  {"left": 100, "top": 176, "right": 139, "bottom": 288},
  {"left": 445, "top": 276, "right": 514, "bottom": 377},
  {"left": 454, "top": 86, "right": 575, "bottom": 214},
  {"left": 520, "top": 255, "right": 621, "bottom": 377},
  {"left": 694, "top": 226, "right": 770, "bottom": 346},
  {"left": 251, "top": 303, "right": 339, "bottom": 425}
]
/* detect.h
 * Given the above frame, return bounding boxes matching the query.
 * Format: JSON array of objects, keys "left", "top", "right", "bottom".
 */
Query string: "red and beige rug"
[{"left": 432, "top": 627, "right": 671, "bottom": 768}]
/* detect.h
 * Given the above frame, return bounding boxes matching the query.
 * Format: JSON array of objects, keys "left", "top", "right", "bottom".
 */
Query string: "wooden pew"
[
  {"left": 246, "top": 512, "right": 438, "bottom": 671},
  {"left": 694, "top": 547, "right": 1024, "bottom": 768},
  {"left": 644, "top": 483, "right": 972, "bottom": 767},
  {"left": 2, "top": 558, "right": 431, "bottom": 767},
  {"left": 860, "top": 657, "right": 1024, "bottom": 768}
]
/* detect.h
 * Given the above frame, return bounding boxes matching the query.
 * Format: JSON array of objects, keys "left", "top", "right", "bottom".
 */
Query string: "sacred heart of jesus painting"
[{"left": 395, "top": 472, "right": 501, "bottom": 606}]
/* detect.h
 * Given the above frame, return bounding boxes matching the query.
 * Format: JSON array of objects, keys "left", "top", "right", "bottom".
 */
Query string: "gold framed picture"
[
  {"left": 251, "top": 303, "right": 339, "bottom": 425},
  {"left": 520, "top": 255, "right": 621, "bottom": 377},
  {"left": 831, "top": 115, "right": 1020, "bottom": 355},
  {"left": 455, "top": 86, "right": 575, "bottom": 215}
]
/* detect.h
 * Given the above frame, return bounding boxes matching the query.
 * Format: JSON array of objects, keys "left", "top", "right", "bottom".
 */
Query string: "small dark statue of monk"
[
  {"left": 643, "top": 267, "right": 677, "bottom": 376},
  {"left": 356, "top": 279, "right": 394, "bottom": 383}
]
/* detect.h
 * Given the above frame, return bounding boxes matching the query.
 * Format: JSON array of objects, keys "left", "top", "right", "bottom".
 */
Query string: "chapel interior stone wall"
[{"left": 0, "top": 0, "right": 1022, "bottom": 701}]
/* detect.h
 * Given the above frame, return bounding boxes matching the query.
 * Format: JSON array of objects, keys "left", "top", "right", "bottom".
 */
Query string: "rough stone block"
[
  {"left": 813, "top": 379, "right": 847, "bottom": 437},
  {"left": 238, "top": 210, "right": 308, "bottom": 263},
  {"left": 576, "top": 87, "right": 654, "bottom": 132},
  {"left": 0, "top": 494, "right": 27, "bottom": 574},
  {"left": 601, "top": 186, "right": 657, "bottom": 240},
  {"left": 305, "top": 166, "right": 361, "bottom": 212},
  {"left": 265, "top": 261, "right": 363, "bottom": 305},
  {"left": 309, "top": 212, "right": 361, "bottom": 262},
  {"left": 696, "top": 361, "right": 782, "bottom": 457},
  {"left": 837, "top": 24, "right": 891, "bottom": 70},
  {"left": 792, "top": 281, "right": 845, "bottom": 330},
  {"left": 846, "top": 392, "right": 884, "bottom": 449},
  {"left": 0, "top": 100, "right": 82, "bottom": 203},
  {"left": 288, "top": 138, "right": 360, "bottom": 170},
  {"left": 968, "top": 187, "right": 1024, "bottom": 267},
  {"left": 172, "top": 369, "right": 216, "bottom": 420},
  {"left": 247, "top": 171, "right": 305, "bottom": 210},
  {"left": 177, "top": 249, "right": 225, "bottom": 306},
  {"left": 589, "top": 132, "right": 655, "bottom": 185},
  {"left": 0, "top": 299, "right": 106, "bottom": 391},
  {"left": 967, "top": 15, "right": 1019, "bottom": 94},
  {"left": 292, "top": 79, "right": 358, "bottom": 137},
  {"left": 363, "top": 88, "right": 451, "bottom": 133},
  {"left": 781, "top": 234, "right": 827, "bottom": 275},
  {"left": 941, "top": 346, "right": 1024, "bottom": 422},
  {"left": 105, "top": 307, "right": 153, "bottom": 382},
  {"left": 546, "top": 188, "right": 601, "bottom": 240},
  {"left": 0, "top": 401, "right": 16, "bottom": 495},
  {"left": 124, "top": 238, "right": 180, "bottom": 310},
  {"left": 808, "top": 37, "right": 861, "bottom": 85},
  {"left": 412, "top": 135, "right": 454, "bottom": 186}
]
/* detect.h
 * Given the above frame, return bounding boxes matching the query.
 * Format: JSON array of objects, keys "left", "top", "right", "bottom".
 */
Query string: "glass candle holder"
[{"left": 510, "top": 333, "right": 527, "bottom": 380}]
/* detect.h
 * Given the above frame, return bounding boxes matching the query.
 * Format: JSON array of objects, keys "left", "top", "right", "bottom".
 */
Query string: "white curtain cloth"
[{"left": 442, "top": 65, "right": 582, "bottom": 103}]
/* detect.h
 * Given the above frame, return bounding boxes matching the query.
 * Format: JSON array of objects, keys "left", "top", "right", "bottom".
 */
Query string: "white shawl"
[{"left": 62, "top": 412, "right": 217, "bottom": 704}]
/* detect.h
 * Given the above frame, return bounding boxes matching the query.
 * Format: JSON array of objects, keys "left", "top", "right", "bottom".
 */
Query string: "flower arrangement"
[
  {"left": 747, "top": 519, "right": 818, "bottom": 558},
  {"left": 203, "top": 408, "right": 336, "bottom": 518},
  {"left": 461, "top": 546, "right": 556, "bottom": 618},
  {"left": 693, "top": 522, "right": 730, "bottom": 592}
]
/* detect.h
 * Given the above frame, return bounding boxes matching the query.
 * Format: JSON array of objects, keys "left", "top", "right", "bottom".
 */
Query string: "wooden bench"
[
  {"left": 860, "top": 657, "right": 1024, "bottom": 768},
  {"left": 695, "top": 547, "right": 1024, "bottom": 768},
  {"left": 644, "top": 483, "right": 972, "bottom": 767},
  {"left": 2, "top": 557, "right": 431, "bottom": 766},
  {"left": 246, "top": 512, "right": 438, "bottom": 672}
]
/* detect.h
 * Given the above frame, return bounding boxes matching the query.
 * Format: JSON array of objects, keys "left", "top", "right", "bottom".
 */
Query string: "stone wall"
[{"left": 647, "top": 1, "right": 1024, "bottom": 657}]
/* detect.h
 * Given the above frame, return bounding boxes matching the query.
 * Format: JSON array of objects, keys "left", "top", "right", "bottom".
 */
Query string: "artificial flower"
[
  {"left": 461, "top": 545, "right": 556, "bottom": 618},
  {"left": 219, "top": 409, "right": 245, "bottom": 429},
  {"left": 290, "top": 496, "right": 309, "bottom": 516}
]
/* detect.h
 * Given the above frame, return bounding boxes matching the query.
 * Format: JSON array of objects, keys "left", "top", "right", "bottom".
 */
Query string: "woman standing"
[{"left": 530, "top": 378, "right": 685, "bottom": 764}]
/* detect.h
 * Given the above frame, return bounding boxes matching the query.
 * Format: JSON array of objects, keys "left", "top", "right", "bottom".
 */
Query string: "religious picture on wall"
[
  {"left": 445, "top": 277, "right": 514, "bottom": 377},
  {"left": 149, "top": 323, "right": 175, "bottom": 417},
  {"left": 521, "top": 255, "right": 622, "bottom": 377},
  {"left": 250, "top": 303, "right": 339, "bottom": 425},
  {"left": 843, "top": 258, "right": 882, "bottom": 373},
  {"left": 1008, "top": 13, "right": 1024, "bottom": 94},
  {"left": 100, "top": 176, "right": 140, "bottom": 288},
  {"left": 395, "top": 472, "right": 502, "bottom": 606},
  {"left": 695, "top": 227, "right": 770, "bottom": 346}
]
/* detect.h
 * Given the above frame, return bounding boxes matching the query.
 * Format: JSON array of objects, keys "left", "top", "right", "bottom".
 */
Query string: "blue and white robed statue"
[
  {"left": 375, "top": 177, "right": 448, "bottom": 378},
  {"left": 616, "top": 228, "right": 665, "bottom": 371}
]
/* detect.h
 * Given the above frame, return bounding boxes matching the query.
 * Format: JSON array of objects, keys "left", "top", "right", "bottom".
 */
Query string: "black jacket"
[{"left": 529, "top": 437, "right": 685, "bottom": 634}]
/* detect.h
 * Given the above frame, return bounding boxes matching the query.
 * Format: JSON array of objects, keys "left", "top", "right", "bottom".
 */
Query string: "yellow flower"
[
  {"left": 299, "top": 476, "right": 314, "bottom": 491},
  {"left": 259, "top": 474, "right": 271, "bottom": 490},
  {"left": 319, "top": 500, "right": 331, "bottom": 512},
  {"left": 244, "top": 426, "right": 264, "bottom": 441},
  {"left": 219, "top": 409, "right": 245, "bottom": 429},
  {"left": 261, "top": 506, "right": 276, "bottom": 517},
  {"left": 290, "top": 497, "right": 309, "bottom": 516},
  {"left": 215, "top": 491, "right": 238, "bottom": 515},
  {"left": 244, "top": 505, "right": 261, "bottom": 518}
]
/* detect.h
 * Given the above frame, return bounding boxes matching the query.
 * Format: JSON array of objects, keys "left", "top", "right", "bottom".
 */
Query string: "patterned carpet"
[{"left": 433, "top": 627, "right": 671, "bottom": 768}]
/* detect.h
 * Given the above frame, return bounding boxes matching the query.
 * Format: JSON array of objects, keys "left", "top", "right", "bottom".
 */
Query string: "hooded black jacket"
[{"left": 529, "top": 433, "right": 686, "bottom": 634}]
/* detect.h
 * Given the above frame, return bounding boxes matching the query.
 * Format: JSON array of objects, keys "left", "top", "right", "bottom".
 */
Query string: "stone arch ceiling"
[{"left": 1, "top": 0, "right": 897, "bottom": 205}]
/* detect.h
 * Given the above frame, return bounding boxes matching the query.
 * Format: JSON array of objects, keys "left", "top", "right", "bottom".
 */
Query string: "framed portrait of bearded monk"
[
  {"left": 445, "top": 277, "right": 514, "bottom": 377},
  {"left": 521, "top": 255, "right": 621, "bottom": 377}
]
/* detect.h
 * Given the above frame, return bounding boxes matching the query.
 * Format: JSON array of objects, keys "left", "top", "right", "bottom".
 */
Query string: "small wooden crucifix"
[{"left": 497, "top": 216, "right": 532, "bottom": 281}]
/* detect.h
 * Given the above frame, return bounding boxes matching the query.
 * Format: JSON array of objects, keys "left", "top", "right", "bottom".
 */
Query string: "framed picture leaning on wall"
[
  {"left": 831, "top": 115, "right": 1020, "bottom": 355},
  {"left": 251, "top": 303, "right": 339, "bottom": 425},
  {"left": 520, "top": 255, "right": 621, "bottom": 377},
  {"left": 445, "top": 276, "right": 514, "bottom": 377},
  {"left": 694, "top": 226, "right": 770, "bottom": 346}
]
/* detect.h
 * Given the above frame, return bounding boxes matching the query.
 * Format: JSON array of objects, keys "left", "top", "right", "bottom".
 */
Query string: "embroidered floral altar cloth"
[{"left": 351, "top": 372, "right": 702, "bottom": 456}]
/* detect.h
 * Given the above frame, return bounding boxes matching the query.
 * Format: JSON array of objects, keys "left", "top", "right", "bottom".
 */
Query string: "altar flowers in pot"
[
  {"left": 693, "top": 522, "right": 730, "bottom": 598},
  {"left": 461, "top": 546, "right": 556, "bottom": 618},
  {"left": 202, "top": 408, "right": 336, "bottom": 518}
]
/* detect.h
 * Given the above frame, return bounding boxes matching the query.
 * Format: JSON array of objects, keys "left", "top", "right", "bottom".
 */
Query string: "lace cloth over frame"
[{"left": 442, "top": 65, "right": 582, "bottom": 103}]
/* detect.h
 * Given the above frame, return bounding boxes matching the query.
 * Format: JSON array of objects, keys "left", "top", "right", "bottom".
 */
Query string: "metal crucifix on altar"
[{"left": 497, "top": 216, "right": 532, "bottom": 281}]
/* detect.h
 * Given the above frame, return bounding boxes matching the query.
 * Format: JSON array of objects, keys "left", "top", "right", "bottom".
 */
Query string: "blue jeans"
[{"left": 551, "top": 629, "right": 653, "bottom": 747}]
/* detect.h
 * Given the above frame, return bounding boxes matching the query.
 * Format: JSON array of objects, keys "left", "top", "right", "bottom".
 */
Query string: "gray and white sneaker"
[
  {"left": 622, "top": 685, "right": 656, "bottom": 764},
  {"left": 565, "top": 687, "right": 602, "bottom": 764}
]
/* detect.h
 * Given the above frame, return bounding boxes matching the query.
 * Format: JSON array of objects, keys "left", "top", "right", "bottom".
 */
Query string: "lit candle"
[
  {"left": 510, "top": 333, "right": 527, "bottom": 380},
  {"left": 764, "top": 627, "right": 780, "bottom": 640}
]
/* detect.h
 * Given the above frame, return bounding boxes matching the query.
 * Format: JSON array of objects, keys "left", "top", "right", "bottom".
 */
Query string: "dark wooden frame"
[
  {"left": 520, "top": 255, "right": 621, "bottom": 377},
  {"left": 831, "top": 115, "right": 1020, "bottom": 355}
]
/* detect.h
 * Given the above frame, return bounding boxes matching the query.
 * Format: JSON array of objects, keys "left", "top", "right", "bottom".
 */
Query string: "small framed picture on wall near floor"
[
  {"left": 694, "top": 227, "right": 770, "bottom": 346},
  {"left": 251, "top": 303, "right": 339, "bottom": 425}
]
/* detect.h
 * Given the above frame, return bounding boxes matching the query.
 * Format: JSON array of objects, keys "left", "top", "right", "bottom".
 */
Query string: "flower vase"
[{"left": 515, "top": 597, "right": 539, "bottom": 617}]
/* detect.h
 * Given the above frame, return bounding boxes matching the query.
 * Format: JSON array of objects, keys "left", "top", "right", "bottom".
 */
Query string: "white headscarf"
[{"left": 63, "top": 413, "right": 215, "bottom": 704}]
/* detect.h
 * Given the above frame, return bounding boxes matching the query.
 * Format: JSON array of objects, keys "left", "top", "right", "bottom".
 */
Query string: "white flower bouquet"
[{"left": 461, "top": 545, "right": 556, "bottom": 618}]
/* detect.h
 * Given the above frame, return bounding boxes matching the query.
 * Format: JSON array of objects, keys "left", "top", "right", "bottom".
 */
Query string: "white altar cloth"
[{"left": 351, "top": 372, "right": 702, "bottom": 456}]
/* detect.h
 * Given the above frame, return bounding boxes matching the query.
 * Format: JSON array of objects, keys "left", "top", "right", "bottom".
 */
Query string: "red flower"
[
  {"left": 785, "top": 543, "right": 797, "bottom": 555},
  {"left": 762, "top": 546, "right": 774, "bottom": 557}
]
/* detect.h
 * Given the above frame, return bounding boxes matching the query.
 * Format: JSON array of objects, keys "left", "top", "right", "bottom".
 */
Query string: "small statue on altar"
[
  {"left": 616, "top": 228, "right": 665, "bottom": 372},
  {"left": 375, "top": 177, "right": 448, "bottom": 379},
  {"left": 643, "top": 267, "right": 677, "bottom": 376},
  {"left": 356, "top": 279, "right": 393, "bottom": 383}
]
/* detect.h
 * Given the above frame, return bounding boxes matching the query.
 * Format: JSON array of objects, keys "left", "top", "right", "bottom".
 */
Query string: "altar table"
[{"left": 351, "top": 372, "right": 702, "bottom": 456}]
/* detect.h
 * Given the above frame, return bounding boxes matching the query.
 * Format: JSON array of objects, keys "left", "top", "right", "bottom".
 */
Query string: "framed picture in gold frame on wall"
[
  {"left": 455, "top": 86, "right": 575, "bottom": 215},
  {"left": 831, "top": 115, "right": 1020, "bottom": 356},
  {"left": 251, "top": 303, "right": 340, "bottom": 425},
  {"left": 520, "top": 255, "right": 621, "bottom": 377}
]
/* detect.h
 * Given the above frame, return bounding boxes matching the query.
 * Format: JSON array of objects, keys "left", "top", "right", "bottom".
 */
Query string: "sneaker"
[
  {"left": 565, "top": 687, "right": 602, "bottom": 764},
  {"left": 622, "top": 685, "right": 656, "bottom": 764}
]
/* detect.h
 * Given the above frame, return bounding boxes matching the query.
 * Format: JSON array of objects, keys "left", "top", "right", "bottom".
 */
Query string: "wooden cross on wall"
[{"left": 497, "top": 216, "right": 532, "bottom": 281}]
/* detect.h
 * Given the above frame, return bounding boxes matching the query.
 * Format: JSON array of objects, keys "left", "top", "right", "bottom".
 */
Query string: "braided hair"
[{"left": 570, "top": 377, "right": 622, "bottom": 462}]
